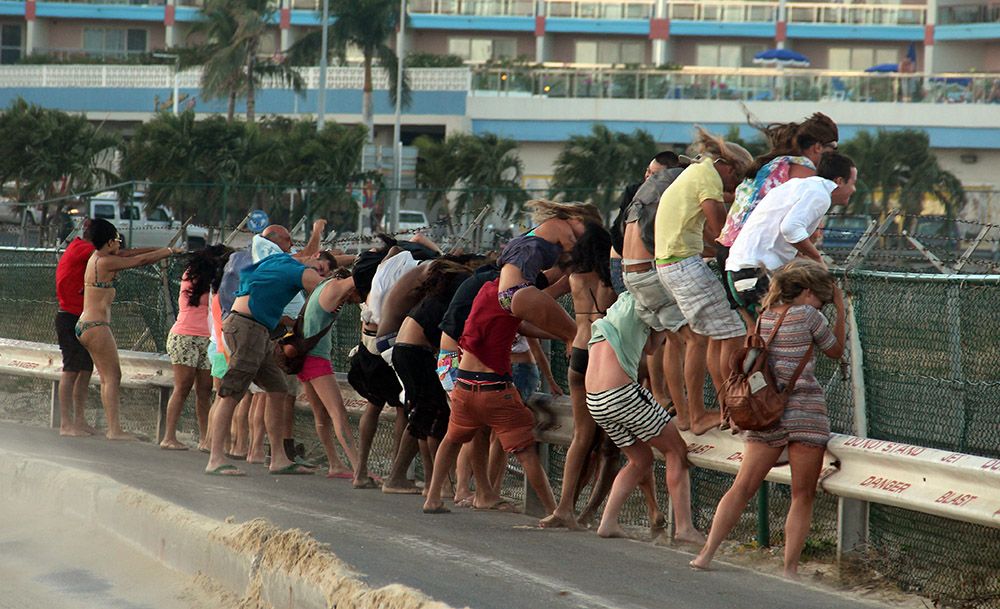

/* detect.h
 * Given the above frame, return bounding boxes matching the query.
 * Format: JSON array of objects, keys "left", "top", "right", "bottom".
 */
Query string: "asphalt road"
[{"left": 0, "top": 422, "right": 894, "bottom": 609}]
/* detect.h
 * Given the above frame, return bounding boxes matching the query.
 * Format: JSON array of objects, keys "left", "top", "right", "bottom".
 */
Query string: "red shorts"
[
  {"left": 297, "top": 355, "right": 333, "bottom": 382},
  {"left": 444, "top": 382, "right": 536, "bottom": 452}
]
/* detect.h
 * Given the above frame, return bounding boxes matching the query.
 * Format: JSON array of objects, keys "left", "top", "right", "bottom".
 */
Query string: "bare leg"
[
  {"left": 454, "top": 441, "right": 475, "bottom": 503},
  {"left": 663, "top": 331, "right": 687, "bottom": 428},
  {"left": 59, "top": 371, "right": 90, "bottom": 436},
  {"left": 282, "top": 394, "right": 296, "bottom": 459},
  {"left": 79, "top": 326, "right": 132, "bottom": 440},
  {"left": 418, "top": 438, "right": 434, "bottom": 493},
  {"left": 194, "top": 368, "right": 213, "bottom": 449},
  {"left": 247, "top": 393, "right": 267, "bottom": 463},
  {"left": 309, "top": 374, "right": 360, "bottom": 469},
  {"left": 577, "top": 434, "right": 620, "bottom": 527},
  {"left": 72, "top": 371, "right": 97, "bottom": 434},
  {"left": 230, "top": 393, "right": 251, "bottom": 456},
  {"left": 646, "top": 340, "right": 668, "bottom": 407},
  {"left": 302, "top": 381, "right": 350, "bottom": 476},
  {"left": 383, "top": 432, "right": 421, "bottom": 493},
  {"left": 472, "top": 430, "right": 502, "bottom": 507},
  {"left": 597, "top": 442, "right": 653, "bottom": 539},
  {"left": 782, "top": 443, "right": 825, "bottom": 578},
  {"left": 507, "top": 284, "right": 576, "bottom": 344},
  {"left": 516, "top": 446, "right": 557, "bottom": 520},
  {"left": 266, "top": 392, "right": 303, "bottom": 472},
  {"left": 637, "top": 468, "right": 666, "bottom": 537},
  {"left": 354, "top": 401, "right": 383, "bottom": 486},
  {"left": 649, "top": 421, "right": 704, "bottom": 545},
  {"left": 422, "top": 438, "right": 462, "bottom": 513},
  {"left": 161, "top": 364, "right": 194, "bottom": 449},
  {"left": 539, "top": 368, "right": 592, "bottom": 529},
  {"left": 690, "top": 441, "right": 783, "bottom": 570},
  {"left": 205, "top": 394, "right": 238, "bottom": 473},
  {"left": 681, "top": 329, "right": 718, "bottom": 435},
  {"left": 487, "top": 433, "right": 507, "bottom": 491}
]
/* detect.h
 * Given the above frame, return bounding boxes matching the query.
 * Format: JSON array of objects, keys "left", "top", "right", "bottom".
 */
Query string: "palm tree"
[
  {"left": 182, "top": 0, "right": 302, "bottom": 123},
  {"left": 454, "top": 133, "right": 528, "bottom": 219},
  {"left": 287, "top": 0, "right": 410, "bottom": 141},
  {"left": 549, "top": 124, "right": 657, "bottom": 222},
  {"left": 413, "top": 134, "right": 467, "bottom": 228},
  {"left": 840, "top": 129, "right": 965, "bottom": 222}
]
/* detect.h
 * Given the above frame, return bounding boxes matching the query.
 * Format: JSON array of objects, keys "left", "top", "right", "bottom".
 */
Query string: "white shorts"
[
  {"left": 586, "top": 384, "right": 671, "bottom": 448},
  {"left": 657, "top": 256, "right": 746, "bottom": 340}
]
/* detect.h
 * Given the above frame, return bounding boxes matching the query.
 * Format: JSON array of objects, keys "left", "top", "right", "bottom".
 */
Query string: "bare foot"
[
  {"left": 673, "top": 529, "right": 707, "bottom": 546},
  {"left": 690, "top": 412, "right": 722, "bottom": 436},
  {"left": 454, "top": 492, "right": 474, "bottom": 505},
  {"left": 782, "top": 570, "right": 800, "bottom": 580},
  {"left": 60, "top": 426, "right": 91, "bottom": 437},
  {"left": 597, "top": 523, "right": 627, "bottom": 538},
  {"left": 246, "top": 452, "right": 266, "bottom": 464},
  {"left": 382, "top": 480, "right": 422, "bottom": 495},
  {"left": 650, "top": 512, "right": 667, "bottom": 538},
  {"left": 160, "top": 439, "right": 189, "bottom": 450},
  {"left": 689, "top": 557, "right": 713, "bottom": 571},
  {"left": 106, "top": 430, "right": 135, "bottom": 441},
  {"left": 674, "top": 415, "right": 691, "bottom": 432},
  {"left": 352, "top": 476, "right": 381, "bottom": 489},
  {"left": 538, "top": 511, "right": 580, "bottom": 530}
]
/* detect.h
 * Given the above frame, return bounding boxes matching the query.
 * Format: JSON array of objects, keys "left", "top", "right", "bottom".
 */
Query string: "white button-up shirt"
[{"left": 726, "top": 176, "right": 836, "bottom": 272}]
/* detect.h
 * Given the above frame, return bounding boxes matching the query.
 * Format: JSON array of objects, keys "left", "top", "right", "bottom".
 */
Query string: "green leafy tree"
[
  {"left": 549, "top": 124, "right": 657, "bottom": 222},
  {"left": 182, "top": 0, "right": 302, "bottom": 123},
  {"left": 413, "top": 134, "right": 467, "bottom": 227},
  {"left": 840, "top": 129, "right": 965, "bottom": 222},
  {"left": 454, "top": 133, "right": 528, "bottom": 219},
  {"left": 287, "top": 0, "right": 410, "bottom": 141},
  {"left": 0, "top": 99, "right": 118, "bottom": 242}
]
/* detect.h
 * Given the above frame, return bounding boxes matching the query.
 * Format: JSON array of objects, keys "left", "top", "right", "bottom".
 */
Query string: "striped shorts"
[{"left": 586, "top": 384, "right": 672, "bottom": 448}]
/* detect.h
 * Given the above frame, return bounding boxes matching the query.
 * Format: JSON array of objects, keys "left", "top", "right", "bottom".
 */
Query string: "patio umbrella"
[
  {"left": 752, "top": 48, "right": 810, "bottom": 68},
  {"left": 865, "top": 63, "right": 899, "bottom": 73}
]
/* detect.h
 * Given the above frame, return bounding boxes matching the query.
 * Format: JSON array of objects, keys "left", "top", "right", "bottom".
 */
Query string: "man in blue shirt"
[{"left": 205, "top": 246, "right": 324, "bottom": 477}]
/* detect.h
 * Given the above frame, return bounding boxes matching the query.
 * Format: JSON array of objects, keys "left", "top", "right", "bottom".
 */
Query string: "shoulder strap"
[
  {"left": 782, "top": 343, "right": 815, "bottom": 397},
  {"left": 757, "top": 307, "right": 790, "bottom": 347}
]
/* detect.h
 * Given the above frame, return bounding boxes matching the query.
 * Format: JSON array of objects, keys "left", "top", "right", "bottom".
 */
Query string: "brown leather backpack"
[{"left": 720, "top": 308, "right": 814, "bottom": 431}]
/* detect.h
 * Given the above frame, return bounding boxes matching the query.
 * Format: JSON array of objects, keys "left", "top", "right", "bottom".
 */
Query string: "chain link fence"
[{"left": 1, "top": 217, "right": 999, "bottom": 606}]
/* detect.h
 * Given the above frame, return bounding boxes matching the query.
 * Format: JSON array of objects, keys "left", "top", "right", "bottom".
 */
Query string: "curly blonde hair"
[
  {"left": 761, "top": 259, "right": 836, "bottom": 309},
  {"left": 525, "top": 199, "right": 604, "bottom": 226},
  {"left": 690, "top": 126, "right": 755, "bottom": 182}
]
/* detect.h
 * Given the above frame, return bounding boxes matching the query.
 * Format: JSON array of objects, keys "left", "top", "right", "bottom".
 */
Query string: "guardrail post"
[
  {"left": 838, "top": 293, "right": 870, "bottom": 560},
  {"left": 522, "top": 442, "right": 550, "bottom": 517},
  {"left": 156, "top": 387, "right": 169, "bottom": 444},
  {"left": 49, "top": 380, "right": 60, "bottom": 429}
]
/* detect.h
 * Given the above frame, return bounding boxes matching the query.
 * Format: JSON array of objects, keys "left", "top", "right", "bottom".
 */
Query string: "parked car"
[
  {"left": 908, "top": 215, "right": 962, "bottom": 253},
  {"left": 397, "top": 209, "right": 429, "bottom": 234},
  {"left": 68, "top": 192, "right": 209, "bottom": 250},
  {"left": 822, "top": 214, "right": 870, "bottom": 250}
]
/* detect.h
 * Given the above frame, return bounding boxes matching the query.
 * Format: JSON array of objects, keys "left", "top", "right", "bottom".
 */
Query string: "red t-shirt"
[
  {"left": 459, "top": 279, "right": 521, "bottom": 377},
  {"left": 56, "top": 238, "right": 95, "bottom": 316}
]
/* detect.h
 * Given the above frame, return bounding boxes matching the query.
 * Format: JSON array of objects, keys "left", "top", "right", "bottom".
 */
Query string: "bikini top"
[
  {"left": 574, "top": 287, "right": 607, "bottom": 316},
  {"left": 84, "top": 258, "right": 117, "bottom": 289}
]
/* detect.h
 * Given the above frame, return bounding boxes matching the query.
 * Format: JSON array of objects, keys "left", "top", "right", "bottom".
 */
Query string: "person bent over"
[
  {"left": 422, "top": 279, "right": 556, "bottom": 516},
  {"left": 585, "top": 292, "right": 704, "bottom": 544}
]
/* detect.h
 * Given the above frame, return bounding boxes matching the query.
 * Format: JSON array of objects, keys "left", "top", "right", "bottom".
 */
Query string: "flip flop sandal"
[
  {"left": 225, "top": 452, "right": 247, "bottom": 460},
  {"left": 205, "top": 464, "right": 245, "bottom": 477},
  {"left": 475, "top": 499, "right": 518, "bottom": 513},
  {"left": 352, "top": 476, "right": 381, "bottom": 489},
  {"left": 294, "top": 456, "right": 320, "bottom": 469},
  {"left": 326, "top": 472, "right": 355, "bottom": 479},
  {"left": 423, "top": 506, "right": 451, "bottom": 514},
  {"left": 270, "top": 463, "right": 315, "bottom": 475}
]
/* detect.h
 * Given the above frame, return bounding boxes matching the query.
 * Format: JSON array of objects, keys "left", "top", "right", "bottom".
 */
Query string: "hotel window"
[
  {"left": 574, "top": 40, "right": 644, "bottom": 65},
  {"left": 0, "top": 24, "right": 21, "bottom": 64},
  {"left": 83, "top": 28, "right": 148, "bottom": 58},
  {"left": 829, "top": 47, "right": 898, "bottom": 71},
  {"left": 695, "top": 43, "right": 764, "bottom": 67},
  {"left": 447, "top": 37, "right": 516, "bottom": 62}
]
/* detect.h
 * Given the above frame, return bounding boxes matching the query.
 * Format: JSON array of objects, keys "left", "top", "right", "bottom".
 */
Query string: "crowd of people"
[{"left": 52, "top": 114, "right": 854, "bottom": 578}]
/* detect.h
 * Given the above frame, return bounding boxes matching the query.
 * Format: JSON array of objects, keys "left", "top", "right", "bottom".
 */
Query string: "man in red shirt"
[{"left": 54, "top": 220, "right": 156, "bottom": 436}]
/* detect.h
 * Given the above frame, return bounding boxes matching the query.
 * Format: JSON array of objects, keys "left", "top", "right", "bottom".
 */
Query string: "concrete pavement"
[{"left": 0, "top": 422, "right": 895, "bottom": 609}]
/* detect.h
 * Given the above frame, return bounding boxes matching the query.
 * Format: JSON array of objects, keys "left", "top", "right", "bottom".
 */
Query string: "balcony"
[
  {"left": 938, "top": 3, "right": 1000, "bottom": 23},
  {"left": 544, "top": 0, "right": 654, "bottom": 19},
  {"left": 407, "top": 0, "right": 534, "bottom": 16},
  {"left": 470, "top": 66, "right": 1000, "bottom": 104},
  {"left": 668, "top": 1, "right": 778, "bottom": 21},
  {"left": 786, "top": 2, "right": 926, "bottom": 25}
]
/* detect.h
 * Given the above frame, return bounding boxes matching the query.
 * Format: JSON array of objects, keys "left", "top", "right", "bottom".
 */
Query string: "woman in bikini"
[
  {"left": 496, "top": 200, "right": 603, "bottom": 345},
  {"left": 76, "top": 218, "right": 180, "bottom": 440},
  {"left": 540, "top": 222, "right": 618, "bottom": 529}
]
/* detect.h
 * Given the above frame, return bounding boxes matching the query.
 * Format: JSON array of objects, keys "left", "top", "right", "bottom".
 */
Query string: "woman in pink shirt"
[{"left": 161, "top": 245, "right": 230, "bottom": 450}]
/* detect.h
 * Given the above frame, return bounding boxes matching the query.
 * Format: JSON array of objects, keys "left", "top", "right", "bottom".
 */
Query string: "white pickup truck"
[{"left": 71, "top": 192, "right": 209, "bottom": 250}]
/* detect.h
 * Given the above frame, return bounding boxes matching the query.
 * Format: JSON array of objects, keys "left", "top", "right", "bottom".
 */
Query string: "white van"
[{"left": 79, "top": 192, "right": 209, "bottom": 250}]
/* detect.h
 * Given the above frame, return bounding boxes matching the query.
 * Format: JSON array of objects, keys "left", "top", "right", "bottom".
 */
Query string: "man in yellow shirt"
[{"left": 654, "top": 128, "right": 754, "bottom": 430}]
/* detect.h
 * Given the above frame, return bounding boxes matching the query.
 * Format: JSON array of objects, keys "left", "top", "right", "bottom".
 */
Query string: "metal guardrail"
[{"left": 2, "top": 337, "right": 997, "bottom": 555}]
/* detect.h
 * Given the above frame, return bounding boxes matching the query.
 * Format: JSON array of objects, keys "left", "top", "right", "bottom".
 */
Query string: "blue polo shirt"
[{"left": 234, "top": 253, "right": 306, "bottom": 330}]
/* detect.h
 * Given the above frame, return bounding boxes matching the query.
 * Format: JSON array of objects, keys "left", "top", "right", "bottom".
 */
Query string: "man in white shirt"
[{"left": 726, "top": 153, "right": 857, "bottom": 311}]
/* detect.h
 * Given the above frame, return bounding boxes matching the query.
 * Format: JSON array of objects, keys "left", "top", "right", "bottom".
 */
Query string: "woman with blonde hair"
[
  {"left": 496, "top": 199, "right": 603, "bottom": 345},
  {"left": 76, "top": 218, "right": 181, "bottom": 440},
  {"left": 690, "top": 259, "right": 846, "bottom": 577}
]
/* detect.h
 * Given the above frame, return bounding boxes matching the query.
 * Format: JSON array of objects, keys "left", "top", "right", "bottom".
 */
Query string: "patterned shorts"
[
  {"left": 587, "top": 384, "right": 672, "bottom": 448},
  {"left": 166, "top": 333, "right": 211, "bottom": 370},
  {"left": 657, "top": 256, "right": 746, "bottom": 340}
]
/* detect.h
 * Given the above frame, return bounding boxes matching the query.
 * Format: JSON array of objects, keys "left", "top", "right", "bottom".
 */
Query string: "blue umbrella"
[
  {"left": 865, "top": 63, "right": 899, "bottom": 73},
  {"left": 752, "top": 48, "right": 810, "bottom": 68}
]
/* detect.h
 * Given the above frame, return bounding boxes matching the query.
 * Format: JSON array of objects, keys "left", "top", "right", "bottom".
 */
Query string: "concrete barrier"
[{"left": 0, "top": 449, "right": 457, "bottom": 609}]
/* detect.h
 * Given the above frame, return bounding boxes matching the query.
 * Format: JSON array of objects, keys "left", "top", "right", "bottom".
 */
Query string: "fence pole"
[
  {"left": 838, "top": 291, "right": 870, "bottom": 561},
  {"left": 755, "top": 486, "right": 770, "bottom": 547}
]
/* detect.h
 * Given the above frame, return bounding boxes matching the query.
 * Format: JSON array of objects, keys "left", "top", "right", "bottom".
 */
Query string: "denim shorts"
[{"left": 512, "top": 362, "right": 540, "bottom": 403}]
